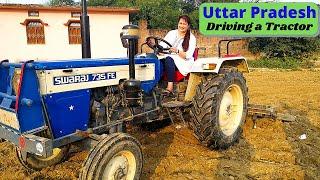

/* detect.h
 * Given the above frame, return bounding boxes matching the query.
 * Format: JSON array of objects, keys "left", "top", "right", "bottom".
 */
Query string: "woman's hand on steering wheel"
[
  {"left": 146, "top": 36, "right": 172, "bottom": 54},
  {"left": 169, "top": 47, "right": 179, "bottom": 54}
]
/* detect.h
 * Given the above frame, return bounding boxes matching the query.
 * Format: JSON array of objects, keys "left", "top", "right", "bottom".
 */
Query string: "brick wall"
[{"left": 138, "top": 20, "right": 259, "bottom": 60}]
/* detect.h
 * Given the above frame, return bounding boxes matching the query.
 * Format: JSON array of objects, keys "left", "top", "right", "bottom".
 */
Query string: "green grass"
[{"left": 248, "top": 57, "right": 315, "bottom": 69}]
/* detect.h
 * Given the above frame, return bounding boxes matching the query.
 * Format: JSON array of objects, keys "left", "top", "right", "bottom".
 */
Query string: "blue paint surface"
[
  {"left": 0, "top": 63, "right": 10, "bottom": 104},
  {"left": 17, "top": 64, "right": 46, "bottom": 133},
  {"left": 0, "top": 56, "right": 161, "bottom": 138},
  {"left": 33, "top": 58, "right": 156, "bottom": 70},
  {"left": 44, "top": 89, "right": 90, "bottom": 138},
  {"left": 0, "top": 65, "right": 15, "bottom": 109}
]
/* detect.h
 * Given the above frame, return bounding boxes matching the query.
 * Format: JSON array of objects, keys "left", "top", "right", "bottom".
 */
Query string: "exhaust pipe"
[{"left": 81, "top": 0, "right": 91, "bottom": 58}]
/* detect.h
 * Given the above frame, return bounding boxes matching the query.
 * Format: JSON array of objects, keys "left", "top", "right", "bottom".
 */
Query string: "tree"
[
  {"left": 134, "top": 0, "right": 182, "bottom": 29},
  {"left": 88, "top": 0, "right": 134, "bottom": 6},
  {"left": 86, "top": 0, "right": 240, "bottom": 29},
  {"left": 49, "top": 0, "right": 75, "bottom": 6},
  {"left": 88, "top": 0, "right": 183, "bottom": 29},
  {"left": 88, "top": 0, "right": 117, "bottom": 6}
]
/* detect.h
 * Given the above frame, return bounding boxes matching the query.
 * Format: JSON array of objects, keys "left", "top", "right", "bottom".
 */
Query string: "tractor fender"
[{"left": 190, "top": 56, "right": 249, "bottom": 73}]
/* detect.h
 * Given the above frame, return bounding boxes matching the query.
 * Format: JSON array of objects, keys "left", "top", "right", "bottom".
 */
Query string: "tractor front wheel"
[
  {"left": 190, "top": 68, "right": 248, "bottom": 149},
  {"left": 80, "top": 133, "right": 143, "bottom": 180},
  {"left": 16, "top": 145, "right": 70, "bottom": 171}
]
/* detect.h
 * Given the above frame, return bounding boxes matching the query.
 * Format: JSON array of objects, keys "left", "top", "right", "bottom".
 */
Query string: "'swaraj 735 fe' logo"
[{"left": 53, "top": 72, "right": 116, "bottom": 85}]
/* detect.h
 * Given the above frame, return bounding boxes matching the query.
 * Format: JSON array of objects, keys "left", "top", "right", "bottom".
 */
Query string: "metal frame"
[
  {"left": 218, "top": 39, "right": 242, "bottom": 58},
  {"left": 0, "top": 123, "right": 53, "bottom": 157},
  {"left": 52, "top": 107, "right": 161, "bottom": 148}
]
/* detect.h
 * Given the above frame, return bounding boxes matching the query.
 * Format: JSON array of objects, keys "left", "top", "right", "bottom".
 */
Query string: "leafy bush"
[
  {"left": 248, "top": 37, "right": 320, "bottom": 69},
  {"left": 48, "top": 0, "right": 75, "bottom": 5},
  {"left": 248, "top": 37, "right": 320, "bottom": 59}
]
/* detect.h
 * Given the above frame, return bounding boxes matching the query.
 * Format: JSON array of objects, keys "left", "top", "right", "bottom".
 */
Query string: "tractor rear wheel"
[
  {"left": 80, "top": 133, "right": 143, "bottom": 180},
  {"left": 16, "top": 145, "right": 70, "bottom": 171},
  {"left": 189, "top": 68, "right": 248, "bottom": 149}
]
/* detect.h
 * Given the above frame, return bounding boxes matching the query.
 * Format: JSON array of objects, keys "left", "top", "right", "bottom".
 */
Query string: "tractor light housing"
[
  {"left": 202, "top": 63, "right": 217, "bottom": 70},
  {"left": 121, "top": 25, "right": 139, "bottom": 40}
]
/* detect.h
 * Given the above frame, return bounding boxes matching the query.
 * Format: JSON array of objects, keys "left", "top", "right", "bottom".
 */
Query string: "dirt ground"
[{"left": 0, "top": 70, "right": 319, "bottom": 179}]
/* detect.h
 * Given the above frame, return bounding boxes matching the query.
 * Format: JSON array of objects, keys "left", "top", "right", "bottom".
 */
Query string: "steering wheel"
[{"left": 145, "top": 36, "right": 172, "bottom": 54}]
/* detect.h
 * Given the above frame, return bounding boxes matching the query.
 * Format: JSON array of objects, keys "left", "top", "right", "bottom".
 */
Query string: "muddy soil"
[{"left": 0, "top": 70, "right": 319, "bottom": 179}]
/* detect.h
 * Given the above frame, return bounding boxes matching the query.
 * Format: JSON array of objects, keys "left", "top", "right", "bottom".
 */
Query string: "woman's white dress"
[{"left": 160, "top": 29, "right": 196, "bottom": 76}]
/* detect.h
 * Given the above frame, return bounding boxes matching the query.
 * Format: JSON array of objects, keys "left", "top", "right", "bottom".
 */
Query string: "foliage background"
[
  {"left": 49, "top": 0, "right": 320, "bottom": 68},
  {"left": 49, "top": 0, "right": 238, "bottom": 29}
]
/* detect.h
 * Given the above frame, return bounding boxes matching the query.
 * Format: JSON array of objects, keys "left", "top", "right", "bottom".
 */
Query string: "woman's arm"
[
  {"left": 160, "top": 30, "right": 175, "bottom": 48},
  {"left": 177, "top": 48, "right": 187, "bottom": 59},
  {"left": 171, "top": 34, "right": 196, "bottom": 60},
  {"left": 169, "top": 47, "right": 186, "bottom": 59}
]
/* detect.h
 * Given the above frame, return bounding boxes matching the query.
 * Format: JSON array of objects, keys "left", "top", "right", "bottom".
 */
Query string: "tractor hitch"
[{"left": 248, "top": 104, "right": 296, "bottom": 128}]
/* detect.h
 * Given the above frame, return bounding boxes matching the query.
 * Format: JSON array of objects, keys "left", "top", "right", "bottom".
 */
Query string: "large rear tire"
[
  {"left": 80, "top": 133, "right": 143, "bottom": 180},
  {"left": 16, "top": 145, "right": 70, "bottom": 171},
  {"left": 190, "top": 68, "right": 248, "bottom": 149}
]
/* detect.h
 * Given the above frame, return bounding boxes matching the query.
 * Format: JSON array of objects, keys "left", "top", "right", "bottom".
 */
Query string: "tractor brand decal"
[
  {"left": 53, "top": 72, "right": 116, "bottom": 85},
  {"left": 36, "top": 143, "right": 44, "bottom": 153},
  {"left": 0, "top": 108, "right": 20, "bottom": 130}
]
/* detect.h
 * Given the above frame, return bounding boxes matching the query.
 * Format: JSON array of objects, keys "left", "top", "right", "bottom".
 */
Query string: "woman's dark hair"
[{"left": 179, "top": 15, "right": 191, "bottom": 52}]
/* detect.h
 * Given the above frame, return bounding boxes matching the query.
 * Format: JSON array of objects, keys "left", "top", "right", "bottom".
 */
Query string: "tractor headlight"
[
  {"left": 202, "top": 63, "right": 217, "bottom": 70},
  {"left": 121, "top": 24, "right": 139, "bottom": 40}
]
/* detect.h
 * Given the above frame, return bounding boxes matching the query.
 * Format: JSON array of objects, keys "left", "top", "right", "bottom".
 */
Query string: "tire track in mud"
[
  {"left": 214, "top": 136, "right": 254, "bottom": 179},
  {"left": 244, "top": 70, "right": 320, "bottom": 179},
  {"left": 213, "top": 117, "right": 305, "bottom": 179},
  {"left": 281, "top": 106, "right": 320, "bottom": 179}
]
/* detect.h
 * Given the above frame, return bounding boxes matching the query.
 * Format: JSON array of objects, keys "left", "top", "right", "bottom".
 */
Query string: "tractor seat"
[
  {"left": 172, "top": 47, "right": 199, "bottom": 82},
  {"left": 222, "top": 54, "right": 241, "bottom": 58}
]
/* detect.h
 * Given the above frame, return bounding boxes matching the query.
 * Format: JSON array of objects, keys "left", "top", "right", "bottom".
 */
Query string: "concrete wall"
[
  {"left": 138, "top": 20, "right": 258, "bottom": 60},
  {"left": 0, "top": 9, "right": 128, "bottom": 62}
]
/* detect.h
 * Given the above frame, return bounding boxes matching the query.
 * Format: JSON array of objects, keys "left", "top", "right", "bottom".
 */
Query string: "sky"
[{"left": 0, "top": 0, "right": 319, "bottom": 4}]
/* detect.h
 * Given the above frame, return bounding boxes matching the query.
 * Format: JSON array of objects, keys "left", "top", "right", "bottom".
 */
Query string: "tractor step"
[
  {"left": 162, "top": 101, "right": 191, "bottom": 125},
  {"left": 161, "top": 101, "right": 191, "bottom": 108}
]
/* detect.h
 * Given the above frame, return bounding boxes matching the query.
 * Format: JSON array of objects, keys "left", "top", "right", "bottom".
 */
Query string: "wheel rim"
[
  {"left": 102, "top": 150, "right": 136, "bottom": 180},
  {"left": 35, "top": 148, "right": 62, "bottom": 161},
  {"left": 218, "top": 84, "right": 244, "bottom": 136}
]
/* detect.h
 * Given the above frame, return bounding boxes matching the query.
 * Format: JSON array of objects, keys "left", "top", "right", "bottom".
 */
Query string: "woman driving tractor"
[{"left": 160, "top": 15, "right": 197, "bottom": 94}]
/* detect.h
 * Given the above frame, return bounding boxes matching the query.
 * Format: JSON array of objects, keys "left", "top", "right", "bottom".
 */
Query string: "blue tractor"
[{"left": 0, "top": 1, "right": 249, "bottom": 179}]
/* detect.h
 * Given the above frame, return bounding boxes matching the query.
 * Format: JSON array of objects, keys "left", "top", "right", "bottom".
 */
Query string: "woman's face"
[{"left": 178, "top": 18, "right": 189, "bottom": 33}]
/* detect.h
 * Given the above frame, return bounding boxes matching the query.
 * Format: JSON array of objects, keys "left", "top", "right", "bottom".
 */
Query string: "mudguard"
[{"left": 190, "top": 56, "right": 249, "bottom": 73}]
